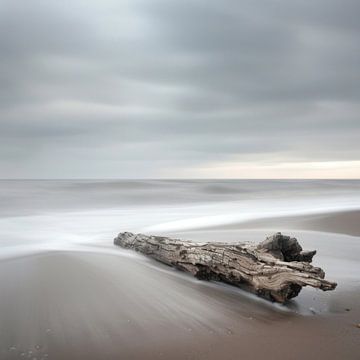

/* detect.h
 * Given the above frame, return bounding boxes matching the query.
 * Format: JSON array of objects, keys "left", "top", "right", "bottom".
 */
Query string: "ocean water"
[{"left": 1, "top": 179, "right": 360, "bottom": 257}]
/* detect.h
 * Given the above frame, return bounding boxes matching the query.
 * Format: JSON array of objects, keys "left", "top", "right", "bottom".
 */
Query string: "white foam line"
[{"left": 143, "top": 203, "right": 360, "bottom": 232}]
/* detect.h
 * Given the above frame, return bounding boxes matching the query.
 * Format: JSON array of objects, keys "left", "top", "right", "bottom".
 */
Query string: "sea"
[{"left": 1, "top": 179, "right": 360, "bottom": 258}]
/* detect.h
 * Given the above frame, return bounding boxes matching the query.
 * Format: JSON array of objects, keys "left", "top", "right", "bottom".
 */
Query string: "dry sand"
[{"left": 1, "top": 211, "right": 360, "bottom": 360}]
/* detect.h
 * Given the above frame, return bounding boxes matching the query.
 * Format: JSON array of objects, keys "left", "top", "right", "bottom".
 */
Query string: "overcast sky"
[{"left": 1, "top": 0, "right": 359, "bottom": 178}]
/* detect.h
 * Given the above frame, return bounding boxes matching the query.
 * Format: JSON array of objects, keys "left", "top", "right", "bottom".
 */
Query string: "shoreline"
[
  {"left": 0, "top": 207, "right": 359, "bottom": 359},
  {"left": 191, "top": 209, "right": 360, "bottom": 237}
]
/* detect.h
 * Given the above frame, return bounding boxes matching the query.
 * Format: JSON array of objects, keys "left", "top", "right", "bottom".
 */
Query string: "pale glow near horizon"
[{"left": 178, "top": 160, "right": 360, "bottom": 179}]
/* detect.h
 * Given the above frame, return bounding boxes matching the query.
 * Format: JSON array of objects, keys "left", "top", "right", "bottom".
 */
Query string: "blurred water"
[
  {"left": 2, "top": 179, "right": 360, "bottom": 216},
  {"left": 1, "top": 179, "right": 360, "bottom": 256}
]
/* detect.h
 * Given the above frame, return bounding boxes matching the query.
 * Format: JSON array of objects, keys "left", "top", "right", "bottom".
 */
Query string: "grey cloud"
[{"left": 0, "top": 0, "right": 359, "bottom": 178}]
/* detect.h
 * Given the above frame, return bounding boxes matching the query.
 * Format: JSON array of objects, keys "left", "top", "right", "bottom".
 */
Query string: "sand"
[
  {"left": 202, "top": 210, "right": 360, "bottom": 237},
  {"left": 1, "top": 210, "right": 360, "bottom": 360}
]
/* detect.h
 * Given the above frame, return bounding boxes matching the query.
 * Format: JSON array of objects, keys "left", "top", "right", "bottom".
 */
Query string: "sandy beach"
[
  {"left": 0, "top": 180, "right": 359, "bottom": 359},
  {"left": 206, "top": 210, "right": 360, "bottom": 237},
  {"left": 1, "top": 213, "right": 360, "bottom": 359},
  {"left": 0, "top": 240, "right": 359, "bottom": 360}
]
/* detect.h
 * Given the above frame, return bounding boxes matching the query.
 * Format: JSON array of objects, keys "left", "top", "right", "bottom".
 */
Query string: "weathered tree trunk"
[{"left": 114, "top": 232, "right": 337, "bottom": 303}]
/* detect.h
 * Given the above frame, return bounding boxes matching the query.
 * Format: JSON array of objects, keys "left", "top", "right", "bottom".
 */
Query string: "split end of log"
[
  {"left": 256, "top": 232, "right": 317, "bottom": 263},
  {"left": 114, "top": 231, "right": 337, "bottom": 303}
]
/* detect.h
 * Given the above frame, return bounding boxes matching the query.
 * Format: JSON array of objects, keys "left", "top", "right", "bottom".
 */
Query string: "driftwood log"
[{"left": 114, "top": 232, "right": 337, "bottom": 303}]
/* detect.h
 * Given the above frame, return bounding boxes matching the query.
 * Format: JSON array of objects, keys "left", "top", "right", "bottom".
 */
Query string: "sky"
[{"left": 0, "top": 0, "right": 360, "bottom": 179}]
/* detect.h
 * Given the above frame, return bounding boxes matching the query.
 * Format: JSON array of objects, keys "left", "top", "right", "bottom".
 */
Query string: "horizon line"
[{"left": 1, "top": 178, "right": 360, "bottom": 181}]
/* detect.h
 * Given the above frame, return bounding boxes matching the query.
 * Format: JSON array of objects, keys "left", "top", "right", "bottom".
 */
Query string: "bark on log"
[{"left": 114, "top": 232, "right": 337, "bottom": 303}]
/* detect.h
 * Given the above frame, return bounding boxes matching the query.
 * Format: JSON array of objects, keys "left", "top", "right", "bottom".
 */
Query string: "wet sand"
[
  {"left": 203, "top": 210, "right": 360, "bottom": 237},
  {"left": 1, "top": 214, "right": 360, "bottom": 360}
]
